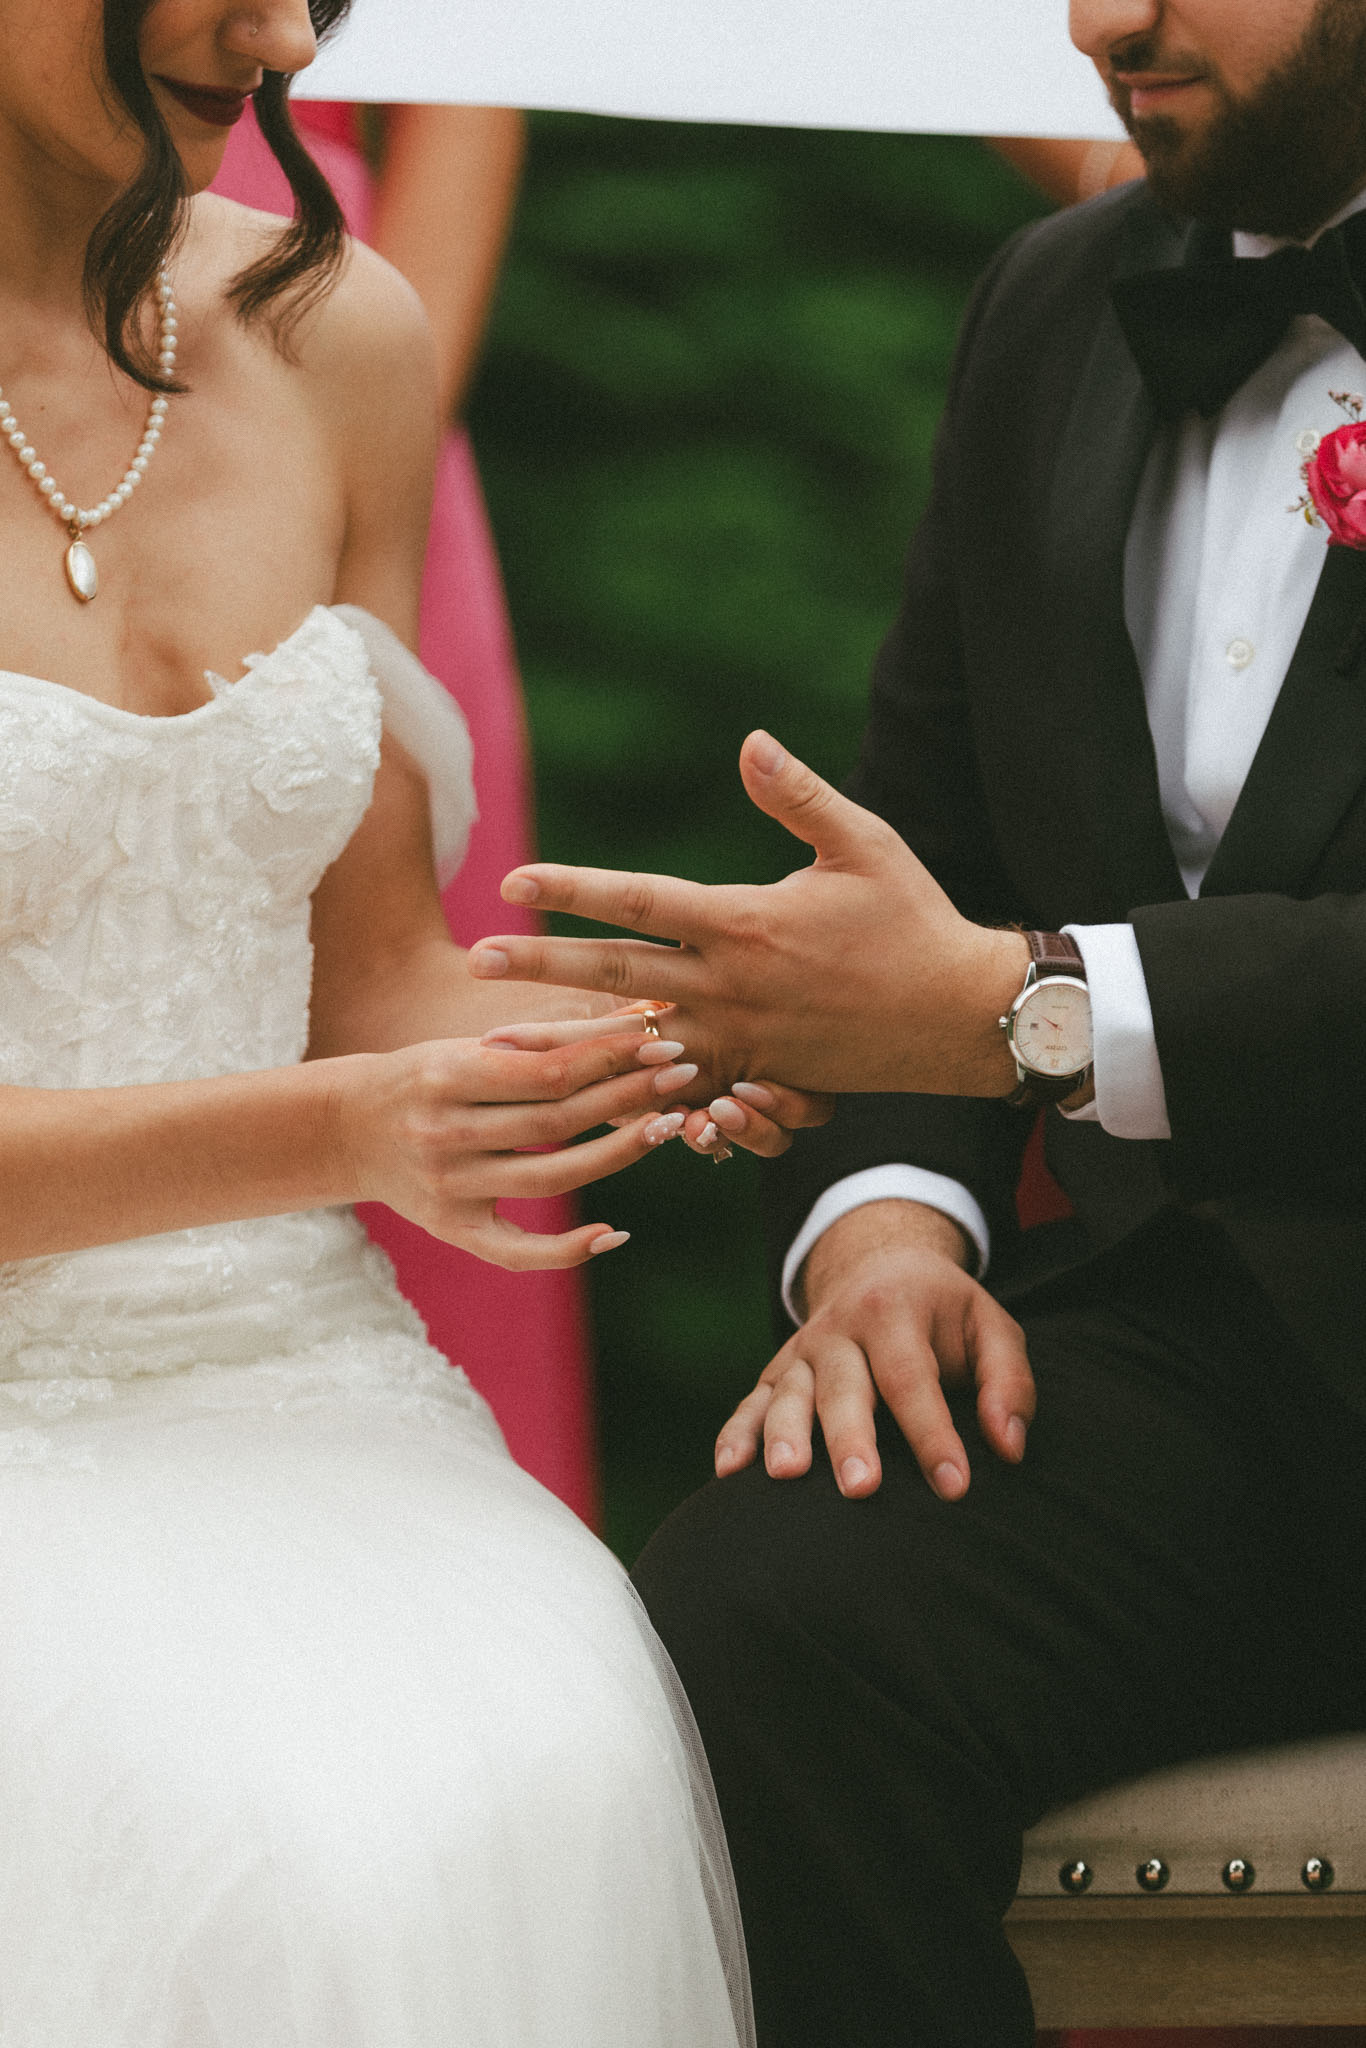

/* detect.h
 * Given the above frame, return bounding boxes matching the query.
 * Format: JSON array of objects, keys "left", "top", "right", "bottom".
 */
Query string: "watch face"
[{"left": 1012, "top": 977, "right": 1093, "bottom": 1078}]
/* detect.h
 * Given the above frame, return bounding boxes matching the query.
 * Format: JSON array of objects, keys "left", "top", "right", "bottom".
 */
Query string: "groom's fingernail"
[
  {"left": 840, "top": 1458, "right": 871, "bottom": 1494},
  {"left": 502, "top": 875, "right": 539, "bottom": 905},
  {"left": 750, "top": 732, "right": 786, "bottom": 775},
  {"left": 731, "top": 1081, "right": 775, "bottom": 1110},
  {"left": 652, "top": 1062, "right": 699, "bottom": 1093},
  {"left": 767, "top": 1440, "right": 797, "bottom": 1473},
  {"left": 1004, "top": 1416, "right": 1028, "bottom": 1461},
  {"left": 932, "top": 1462, "right": 967, "bottom": 1501},
  {"left": 643, "top": 1112, "right": 686, "bottom": 1146},
  {"left": 469, "top": 947, "right": 510, "bottom": 978}
]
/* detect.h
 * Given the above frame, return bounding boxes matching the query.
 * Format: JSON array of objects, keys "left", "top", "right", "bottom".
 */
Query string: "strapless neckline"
[{"left": 0, "top": 603, "right": 342, "bottom": 729}]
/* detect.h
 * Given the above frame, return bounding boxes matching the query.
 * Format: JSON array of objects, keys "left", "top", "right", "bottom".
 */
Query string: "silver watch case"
[{"left": 999, "top": 971, "right": 1093, "bottom": 1084}]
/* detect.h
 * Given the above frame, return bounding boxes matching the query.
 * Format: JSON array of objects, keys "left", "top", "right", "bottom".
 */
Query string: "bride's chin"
[{"left": 175, "top": 141, "right": 231, "bottom": 196}]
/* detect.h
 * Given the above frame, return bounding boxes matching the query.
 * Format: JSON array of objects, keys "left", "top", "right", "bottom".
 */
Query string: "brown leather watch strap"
[{"left": 1021, "top": 929, "right": 1086, "bottom": 980}]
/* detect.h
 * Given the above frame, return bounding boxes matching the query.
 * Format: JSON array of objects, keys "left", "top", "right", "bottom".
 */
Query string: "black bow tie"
[{"left": 1111, "top": 211, "right": 1366, "bottom": 422}]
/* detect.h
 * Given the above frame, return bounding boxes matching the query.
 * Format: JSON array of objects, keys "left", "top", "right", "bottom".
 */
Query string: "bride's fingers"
[
  {"left": 472, "top": 1065, "right": 682, "bottom": 1148},
  {"left": 705, "top": 1095, "right": 792, "bottom": 1159},
  {"left": 731, "top": 1079, "right": 836, "bottom": 1130},
  {"left": 465, "top": 1034, "right": 675, "bottom": 1104},
  {"left": 681, "top": 1108, "right": 733, "bottom": 1162},
  {"left": 492, "top": 1110, "right": 685, "bottom": 1199},
  {"left": 459, "top": 1215, "right": 633, "bottom": 1272}
]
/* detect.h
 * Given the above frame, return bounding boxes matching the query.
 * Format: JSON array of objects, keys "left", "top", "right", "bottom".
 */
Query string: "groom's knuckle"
[
  {"left": 596, "top": 950, "right": 636, "bottom": 998},
  {"left": 619, "top": 875, "right": 656, "bottom": 926},
  {"left": 727, "top": 891, "right": 766, "bottom": 946}
]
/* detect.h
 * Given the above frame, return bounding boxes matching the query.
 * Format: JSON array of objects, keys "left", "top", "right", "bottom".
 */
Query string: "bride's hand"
[
  {"left": 480, "top": 1007, "right": 833, "bottom": 1161},
  {"left": 333, "top": 1029, "right": 689, "bottom": 1270}
]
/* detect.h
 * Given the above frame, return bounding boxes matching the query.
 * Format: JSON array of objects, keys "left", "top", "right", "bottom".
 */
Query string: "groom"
[{"left": 471, "top": 0, "right": 1366, "bottom": 2039}]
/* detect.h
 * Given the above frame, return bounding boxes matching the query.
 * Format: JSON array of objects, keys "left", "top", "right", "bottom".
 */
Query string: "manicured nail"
[
  {"left": 1005, "top": 1416, "right": 1027, "bottom": 1461},
  {"left": 469, "top": 947, "right": 510, "bottom": 978},
  {"left": 732, "top": 1081, "right": 775, "bottom": 1111},
  {"left": 502, "top": 874, "right": 539, "bottom": 905},
  {"left": 652, "top": 1061, "right": 699, "bottom": 1093},
  {"left": 840, "top": 1457, "right": 871, "bottom": 1493},
  {"left": 932, "top": 1461, "right": 967, "bottom": 1501},
  {"left": 750, "top": 731, "right": 786, "bottom": 775},
  {"left": 588, "top": 1229, "right": 630, "bottom": 1255},
  {"left": 709, "top": 1096, "right": 745, "bottom": 1134},
  {"left": 767, "top": 1439, "right": 797, "bottom": 1472},
  {"left": 636, "top": 1038, "right": 686, "bottom": 1065},
  {"left": 643, "top": 1112, "right": 685, "bottom": 1145},
  {"left": 696, "top": 1121, "right": 720, "bottom": 1149}
]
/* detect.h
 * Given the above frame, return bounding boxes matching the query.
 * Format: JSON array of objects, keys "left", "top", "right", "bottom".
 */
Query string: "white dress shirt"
[{"left": 782, "top": 191, "right": 1366, "bottom": 1317}]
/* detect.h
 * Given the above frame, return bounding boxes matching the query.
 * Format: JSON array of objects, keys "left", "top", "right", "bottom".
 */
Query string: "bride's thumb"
[{"left": 738, "top": 731, "right": 881, "bottom": 864}]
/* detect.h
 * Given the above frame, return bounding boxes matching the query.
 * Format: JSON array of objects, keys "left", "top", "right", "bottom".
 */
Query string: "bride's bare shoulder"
[{"left": 186, "top": 191, "right": 437, "bottom": 416}]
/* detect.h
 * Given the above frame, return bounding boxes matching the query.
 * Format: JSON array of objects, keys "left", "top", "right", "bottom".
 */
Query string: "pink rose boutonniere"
[{"left": 1298, "top": 391, "right": 1366, "bottom": 547}]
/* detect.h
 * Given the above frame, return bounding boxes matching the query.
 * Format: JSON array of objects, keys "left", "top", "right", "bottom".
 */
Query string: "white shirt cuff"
[
  {"left": 780, "top": 1165, "right": 990, "bottom": 1323},
  {"left": 1062, "top": 923, "right": 1172, "bottom": 1140}
]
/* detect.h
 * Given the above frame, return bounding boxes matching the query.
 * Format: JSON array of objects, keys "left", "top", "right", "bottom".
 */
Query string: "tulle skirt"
[{"left": 0, "top": 1211, "right": 752, "bottom": 2046}]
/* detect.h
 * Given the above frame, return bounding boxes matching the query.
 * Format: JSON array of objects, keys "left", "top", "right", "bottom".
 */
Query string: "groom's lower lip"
[{"left": 156, "top": 78, "right": 252, "bottom": 127}]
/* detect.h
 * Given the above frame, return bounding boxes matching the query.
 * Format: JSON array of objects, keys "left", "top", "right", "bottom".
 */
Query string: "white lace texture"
[{"left": 0, "top": 607, "right": 478, "bottom": 1409}]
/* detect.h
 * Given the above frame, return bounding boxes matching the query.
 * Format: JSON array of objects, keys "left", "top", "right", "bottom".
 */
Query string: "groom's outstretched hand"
[
  {"left": 469, "top": 734, "right": 1029, "bottom": 1099},
  {"left": 713, "top": 1200, "right": 1035, "bottom": 1502}
]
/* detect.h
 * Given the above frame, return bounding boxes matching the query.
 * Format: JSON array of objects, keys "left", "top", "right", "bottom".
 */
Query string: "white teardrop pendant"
[{"left": 64, "top": 536, "right": 98, "bottom": 604}]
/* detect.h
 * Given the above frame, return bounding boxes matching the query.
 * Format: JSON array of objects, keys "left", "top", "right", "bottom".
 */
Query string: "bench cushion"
[{"left": 1018, "top": 1733, "right": 1366, "bottom": 1897}]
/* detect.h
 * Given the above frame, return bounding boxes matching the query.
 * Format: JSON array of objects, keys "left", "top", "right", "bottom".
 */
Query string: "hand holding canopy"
[{"left": 471, "top": 733, "right": 1028, "bottom": 1099}]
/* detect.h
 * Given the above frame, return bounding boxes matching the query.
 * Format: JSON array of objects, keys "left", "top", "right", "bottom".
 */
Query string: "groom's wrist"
[{"left": 952, "top": 927, "right": 1032, "bottom": 1098}]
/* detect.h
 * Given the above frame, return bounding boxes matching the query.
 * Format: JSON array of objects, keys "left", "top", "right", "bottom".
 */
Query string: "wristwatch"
[{"left": 998, "top": 931, "right": 1093, "bottom": 1109}]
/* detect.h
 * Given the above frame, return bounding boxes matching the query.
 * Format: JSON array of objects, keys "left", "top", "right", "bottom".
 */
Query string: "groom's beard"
[{"left": 1109, "top": 0, "right": 1366, "bottom": 239}]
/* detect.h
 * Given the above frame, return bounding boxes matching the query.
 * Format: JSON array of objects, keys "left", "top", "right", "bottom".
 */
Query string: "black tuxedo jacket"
[{"left": 764, "top": 181, "right": 1366, "bottom": 1415}]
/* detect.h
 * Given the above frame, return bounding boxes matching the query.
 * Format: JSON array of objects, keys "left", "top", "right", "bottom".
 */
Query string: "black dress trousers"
[{"left": 633, "top": 1211, "right": 1366, "bottom": 2048}]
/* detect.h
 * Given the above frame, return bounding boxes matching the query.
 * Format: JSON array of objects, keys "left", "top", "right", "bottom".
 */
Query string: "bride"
[{"left": 0, "top": 1, "right": 820, "bottom": 2039}]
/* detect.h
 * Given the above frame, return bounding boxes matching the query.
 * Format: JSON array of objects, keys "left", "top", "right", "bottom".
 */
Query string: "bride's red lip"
[{"left": 156, "top": 78, "right": 252, "bottom": 127}]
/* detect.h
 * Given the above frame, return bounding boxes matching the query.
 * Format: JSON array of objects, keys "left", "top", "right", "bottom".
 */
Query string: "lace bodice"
[
  {"left": 0, "top": 606, "right": 483, "bottom": 1398},
  {"left": 1, "top": 606, "right": 382, "bottom": 1089}
]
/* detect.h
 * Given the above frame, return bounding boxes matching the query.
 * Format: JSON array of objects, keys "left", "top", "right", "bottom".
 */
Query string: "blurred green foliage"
[{"left": 468, "top": 117, "right": 1049, "bottom": 1561}]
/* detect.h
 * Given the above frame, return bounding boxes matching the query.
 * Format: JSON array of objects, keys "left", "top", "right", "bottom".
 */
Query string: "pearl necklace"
[{"left": 0, "top": 269, "right": 177, "bottom": 604}]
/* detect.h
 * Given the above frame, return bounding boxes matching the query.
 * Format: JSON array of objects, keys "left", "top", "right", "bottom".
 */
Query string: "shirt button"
[
  {"left": 1226, "top": 637, "right": 1254, "bottom": 671},
  {"left": 1296, "top": 429, "right": 1320, "bottom": 457}
]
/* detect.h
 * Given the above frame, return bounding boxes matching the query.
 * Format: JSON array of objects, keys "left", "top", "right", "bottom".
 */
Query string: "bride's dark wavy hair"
[{"left": 90, "top": 0, "right": 353, "bottom": 391}]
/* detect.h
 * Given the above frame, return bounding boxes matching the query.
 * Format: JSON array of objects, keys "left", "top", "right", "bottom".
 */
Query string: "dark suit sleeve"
[
  {"left": 762, "top": 244, "right": 1036, "bottom": 1315},
  {"left": 1134, "top": 892, "right": 1366, "bottom": 1204}
]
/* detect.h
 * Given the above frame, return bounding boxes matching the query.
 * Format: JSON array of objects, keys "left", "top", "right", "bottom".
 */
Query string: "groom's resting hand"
[
  {"left": 713, "top": 1200, "right": 1035, "bottom": 1502},
  {"left": 469, "top": 734, "right": 1031, "bottom": 1100}
]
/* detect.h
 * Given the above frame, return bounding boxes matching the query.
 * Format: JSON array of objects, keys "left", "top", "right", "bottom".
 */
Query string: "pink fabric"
[{"left": 212, "top": 106, "right": 599, "bottom": 1525}]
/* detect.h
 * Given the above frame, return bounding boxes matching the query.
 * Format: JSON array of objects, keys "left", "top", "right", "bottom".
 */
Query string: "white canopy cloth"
[{"left": 297, "top": 0, "right": 1123, "bottom": 139}]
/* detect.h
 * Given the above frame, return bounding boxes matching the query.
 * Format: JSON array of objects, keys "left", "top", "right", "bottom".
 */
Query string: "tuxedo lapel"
[
  {"left": 1040, "top": 275, "right": 1187, "bottom": 914},
  {"left": 1200, "top": 539, "right": 1366, "bottom": 895}
]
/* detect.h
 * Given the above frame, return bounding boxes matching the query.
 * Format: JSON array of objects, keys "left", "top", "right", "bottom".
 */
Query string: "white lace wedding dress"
[{"left": 0, "top": 605, "right": 753, "bottom": 2048}]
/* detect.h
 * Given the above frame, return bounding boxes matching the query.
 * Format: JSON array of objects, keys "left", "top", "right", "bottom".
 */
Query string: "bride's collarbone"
[
  {"left": 0, "top": 308, "right": 346, "bottom": 714},
  {"left": 0, "top": 421, "right": 344, "bottom": 717}
]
